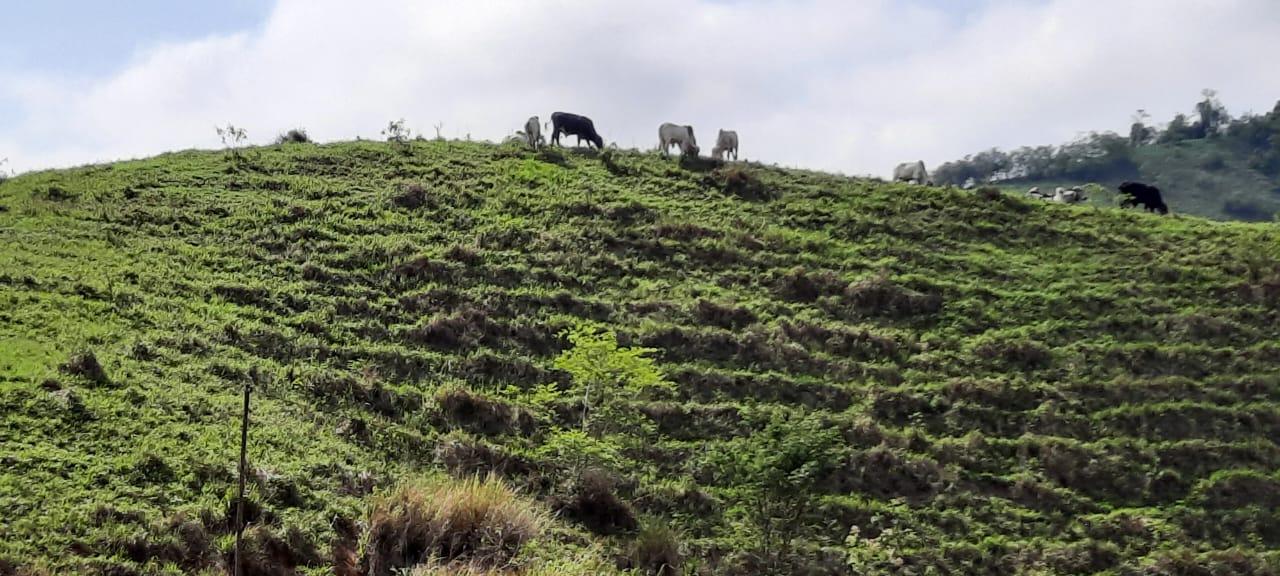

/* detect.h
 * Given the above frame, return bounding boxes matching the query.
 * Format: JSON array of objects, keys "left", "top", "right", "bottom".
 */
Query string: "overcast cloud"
[{"left": 2, "top": 0, "right": 1280, "bottom": 176}]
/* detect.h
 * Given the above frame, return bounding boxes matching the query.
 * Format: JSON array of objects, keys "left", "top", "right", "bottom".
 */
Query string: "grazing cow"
[
  {"left": 524, "top": 116, "right": 543, "bottom": 148},
  {"left": 712, "top": 130, "right": 739, "bottom": 161},
  {"left": 893, "top": 161, "right": 930, "bottom": 185},
  {"left": 550, "top": 112, "right": 604, "bottom": 149},
  {"left": 658, "top": 123, "right": 698, "bottom": 157},
  {"left": 1052, "top": 186, "right": 1087, "bottom": 204},
  {"left": 1118, "top": 181, "right": 1169, "bottom": 214}
]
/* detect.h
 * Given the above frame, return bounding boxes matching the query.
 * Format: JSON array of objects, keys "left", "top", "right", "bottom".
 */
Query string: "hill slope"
[{"left": 2, "top": 140, "right": 1280, "bottom": 575}]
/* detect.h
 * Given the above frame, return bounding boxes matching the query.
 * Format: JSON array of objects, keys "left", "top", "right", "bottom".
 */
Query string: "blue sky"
[
  {"left": 0, "top": 0, "right": 270, "bottom": 131},
  {"left": 2, "top": 0, "right": 1278, "bottom": 175},
  {"left": 0, "top": 1, "right": 270, "bottom": 77},
  {"left": 0, "top": 0, "right": 989, "bottom": 79}
]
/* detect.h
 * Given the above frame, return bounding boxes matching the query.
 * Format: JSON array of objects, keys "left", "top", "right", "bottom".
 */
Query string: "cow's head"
[{"left": 591, "top": 135, "right": 604, "bottom": 149}]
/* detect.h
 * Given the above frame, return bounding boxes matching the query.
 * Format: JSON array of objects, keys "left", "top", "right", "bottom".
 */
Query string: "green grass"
[{"left": 2, "top": 139, "right": 1279, "bottom": 574}]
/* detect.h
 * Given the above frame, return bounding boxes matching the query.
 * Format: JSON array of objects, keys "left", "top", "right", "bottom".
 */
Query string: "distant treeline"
[{"left": 934, "top": 91, "right": 1280, "bottom": 185}]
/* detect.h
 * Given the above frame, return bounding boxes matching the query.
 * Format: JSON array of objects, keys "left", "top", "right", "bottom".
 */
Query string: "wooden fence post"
[{"left": 234, "top": 381, "right": 251, "bottom": 576}]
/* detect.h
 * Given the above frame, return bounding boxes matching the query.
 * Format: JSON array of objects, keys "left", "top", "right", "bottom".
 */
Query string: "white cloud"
[{"left": 2, "top": 0, "right": 1279, "bottom": 176}]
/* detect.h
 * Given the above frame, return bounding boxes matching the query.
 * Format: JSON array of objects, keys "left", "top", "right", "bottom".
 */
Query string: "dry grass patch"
[{"left": 364, "top": 475, "right": 543, "bottom": 576}]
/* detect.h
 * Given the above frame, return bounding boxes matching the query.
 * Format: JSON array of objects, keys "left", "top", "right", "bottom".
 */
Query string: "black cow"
[
  {"left": 549, "top": 112, "right": 604, "bottom": 149},
  {"left": 1118, "top": 181, "right": 1169, "bottom": 215}
]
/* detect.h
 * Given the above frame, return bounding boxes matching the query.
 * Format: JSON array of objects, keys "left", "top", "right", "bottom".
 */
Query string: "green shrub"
[
  {"left": 551, "top": 469, "right": 638, "bottom": 536},
  {"left": 59, "top": 349, "right": 110, "bottom": 386},
  {"left": 553, "top": 323, "right": 672, "bottom": 434},
  {"left": 704, "top": 411, "right": 844, "bottom": 568},
  {"left": 713, "top": 165, "right": 774, "bottom": 200},
  {"left": 627, "top": 524, "right": 683, "bottom": 576},
  {"left": 274, "top": 128, "right": 312, "bottom": 145}
]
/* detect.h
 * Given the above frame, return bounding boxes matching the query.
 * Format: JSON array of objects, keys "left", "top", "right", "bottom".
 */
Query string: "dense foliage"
[
  {"left": 936, "top": 93, "right": 1280, "bottom": 221},
  {"left": 2, "top": 139, "right": 1279, "bottom": 574}
]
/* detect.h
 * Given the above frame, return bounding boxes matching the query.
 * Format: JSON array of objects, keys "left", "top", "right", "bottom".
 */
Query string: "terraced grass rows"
[{"left": 1, "top": 139, "right": 1279, "bottom": 574}]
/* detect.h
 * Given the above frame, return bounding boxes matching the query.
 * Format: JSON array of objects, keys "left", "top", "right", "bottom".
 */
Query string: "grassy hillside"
[
  {"left": 998, "top": 139, "right": 1280, "bottom": 222},
  {"left": 2, "top": 139, "right": 1280, "bottom": 575}
]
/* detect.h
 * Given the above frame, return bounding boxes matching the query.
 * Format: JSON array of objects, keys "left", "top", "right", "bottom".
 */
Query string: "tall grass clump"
[
  {"left": 628, "top": 524, "right": 683, "bottom": 576},
  {"left": 364, "top": 474, "right": 543, "bottom": 575}
]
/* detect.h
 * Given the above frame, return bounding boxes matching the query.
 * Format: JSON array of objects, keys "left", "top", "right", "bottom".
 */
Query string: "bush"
[
  {"left": 228, "top": 524, "right": 320, "bottom": 576},
  {"left": 435, "top": 386, "right": 534, "bottom": 436},
  {"left": 392, "top": 183, "right": 432, "bottom": 210},
  {"left": 60, "top": 349, "right": 110, "bottom": 386},
  {"left": 627, "top": 524, "right": 683, "bottom": 576},
  {"left": 382, "top": 119, "right": 412, "bottom": 143},
  {"left": 1200, "top": 154, "right": 1227, "bottom": 171},
  {"left": 975, "top": 186, "right": 1003, "bottom": 200},
  {"left": 691, "top": 299, "right": 756, "bottom": 329},
  {"left": 435, "top": 434, "right": 533, "bottom": 478},
  {"left": 406, "top": 549, "right": 622, "bottom": 576},
  {"left": 551, "top": 469, "right": 638, "bottom": 536},
  {"left": 274, "top": 128, "right": 311, "bottom": 145},
  {"left": 713, "top": 166, "right": 774, "bottom": 201},
  {"left": 775, "top": 266, "right": 846, "bottom": 302},
  {"left": 553, "top": 323, "right": 672, "bottom": 434},
  {"left": 364, "top": 475, "right": 543, "bottom": 575},
  {"left": 704, "top": 411, "right": 844, "bottom": 567},
  {"left": 843, "top": 273, "right": 943, "bottom": 318},
  {"left": 973, "top": 337, "right": 1053, "bottom": 371}
]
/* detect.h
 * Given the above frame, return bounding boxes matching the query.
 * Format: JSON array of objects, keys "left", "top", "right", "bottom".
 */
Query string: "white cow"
[
  {"left": 1052, "top": 186, "right": 1087, "bottom": 204},
  {"left": 711, "top": 130, "right": 739, "bottom": 161},
  {"left": 658, "top": 123, "right": 699, "bottom": 157},
  {"left": 893, "top": 161, "right": 930, "bottom": 185},
  {"left": 524, "top": 116, "right": 544, "bottom": 148}
]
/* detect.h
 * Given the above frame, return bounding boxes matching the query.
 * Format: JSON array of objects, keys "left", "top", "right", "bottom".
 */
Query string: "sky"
[{"left": 2, "top": 0, "right": 1279, "bottom": 176}]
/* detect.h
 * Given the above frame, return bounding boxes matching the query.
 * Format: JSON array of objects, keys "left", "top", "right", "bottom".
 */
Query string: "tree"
[
  {"left": 932, "top": 158, "right": 978, "bottom": 186},
  {"left": 553, "top": 323, "right": 672, "bottom": 435},
  {"left": 1010, "top": 145, "right": 1056, "bottom": 180},
  {"left": 382, "top": 119, "right": 412, "bottom": 143},
  {"left": 1161, "top": 113, "right": 1197, "bottom": 143},
  {"left": 215, "top": 124, "right": 250, "bottom": 168},
  {"left": 1129, "top": 109, "right": 1153, "bottom": 147},
  {"left": 1195, "top": 89, "right": 1229, "bottom": 139},
  {"left": 705, "top": 412, "right": 844, "bottom": 573}
]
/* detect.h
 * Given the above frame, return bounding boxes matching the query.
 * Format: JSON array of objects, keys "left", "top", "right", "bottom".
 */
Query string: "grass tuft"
[
  {"left": 364, "top": 474, "right": 542, "bottom": 575},
  {"left": 59, "top": 349, "right": 110, "bottom": 386}
]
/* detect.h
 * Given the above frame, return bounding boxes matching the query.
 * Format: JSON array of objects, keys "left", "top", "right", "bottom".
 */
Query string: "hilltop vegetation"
[
  {"left": 1, "top": 138, "right": 1280, "bottom": 575},
  {"left": 936, "top": 92, "right": 1280, "bottom": 221}
]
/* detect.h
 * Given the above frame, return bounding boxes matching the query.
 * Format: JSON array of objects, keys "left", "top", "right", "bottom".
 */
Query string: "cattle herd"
[
  {"left": 513, "top": 111, "right": 1171, "bottom": 216},
  {"left": 517, "top": 111, "right": 738, "bottom": 160}
]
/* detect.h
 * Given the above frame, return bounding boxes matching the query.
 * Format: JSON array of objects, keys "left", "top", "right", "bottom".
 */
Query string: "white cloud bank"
[{"left": 3, "top": 0, "right": 1280, "bottom": 176}]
